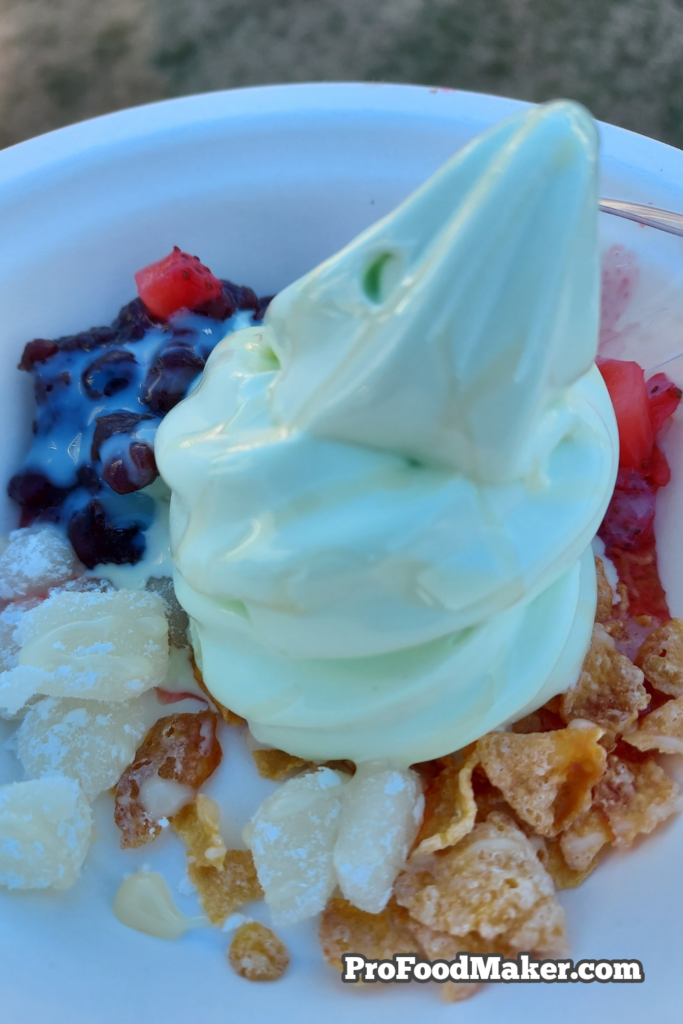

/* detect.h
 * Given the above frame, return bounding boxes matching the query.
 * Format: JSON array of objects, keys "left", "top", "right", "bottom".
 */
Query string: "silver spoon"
[{"left": 599, "top": 198, "right": 683, "bottom": 238}]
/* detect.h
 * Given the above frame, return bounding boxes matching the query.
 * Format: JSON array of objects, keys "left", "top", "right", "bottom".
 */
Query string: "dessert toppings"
[
  {"left": 0, "top": 776, "right": 92, "bottom": 889},
  {"left": 598, "top": 359, "right": 682, "bottom": 620},
  {"left": 228, "top": 921, "right": 289, "bottom": 982},
  {"left": 135, "top": 247, "right": 227, "bottom": 321},
  {"left": 9, "top": 256, "right": 268, "bottom": 571},
  {"left": 114, "top": 710, "right": 222, "bottom": 848},
  {"left": 172, "top": 795, "right": 263, "bottom": 927}
]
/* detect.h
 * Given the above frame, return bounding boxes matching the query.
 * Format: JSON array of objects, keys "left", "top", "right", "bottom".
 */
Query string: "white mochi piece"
[
  {"left": 244, "top": 767, "right": 349, "bottom": 923},
  {"left": 0, "top": 589, "right": 169, "bottom": 708},
  {"left": 0, "top": 775, "right": 92, "bottom": 889},
  {"left": 0, "top": 600, "right": 44, "bottom": 719},
  {"left": 333, "top": 763, "right": 424, "bottom": 914},
  {"left": 0, "top": 527, "right": 80, "bottom": 600},
  {"left": 16, "top": 696, "right": 148, "bottom": 798},
  {"left": 0, "top": 600, "right": 39, "bottom": 672},
  {"left": 0, "top": 666, "right": 43, "bottom": 718}
]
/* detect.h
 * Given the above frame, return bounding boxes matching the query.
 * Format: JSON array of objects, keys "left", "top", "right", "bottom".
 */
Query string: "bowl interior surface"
[{"left": 1, "top": 83, "right": 683, "bottom": 1022}]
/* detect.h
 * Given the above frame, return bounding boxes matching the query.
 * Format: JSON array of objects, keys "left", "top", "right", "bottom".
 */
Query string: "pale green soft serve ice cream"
[{"left": 155, "top": 100, "right": 618, "bottom": 768}]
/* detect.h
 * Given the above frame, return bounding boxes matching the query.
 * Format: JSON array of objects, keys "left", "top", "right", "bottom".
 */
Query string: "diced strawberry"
[
  {"left": 134, "top": 247, "right": 224, "bottom": 320},
  {"left": 642, "top": 443, "right": 671, "bottom": 489},
  {"left": 597, "top": 361, "right": 680, "bottom": 624},
  {"left": 647, "top": 372, "right": 682, "bottom": 435},
  {"left": 597, "top": 358, "right": 653, "bottom": 471}
]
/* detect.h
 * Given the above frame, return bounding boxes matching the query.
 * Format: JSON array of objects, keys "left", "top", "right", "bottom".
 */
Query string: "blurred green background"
[{"left": 3, "top": 0, "right": 683, "bottom": 149}]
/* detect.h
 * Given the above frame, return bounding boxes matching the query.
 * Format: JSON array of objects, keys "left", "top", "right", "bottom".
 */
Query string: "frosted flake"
[
  {"left": 394, "top": 813, "right": 567, "bottom": 955},
  {"left": 476, "top": 722, "right": 606, "bottom": 837},
  {"left": 412, "top": 751, "right": 478, "bottom": 856},
  {"left": 558, "top": 806, "right": 613, "bottom": 872},
  {"left": 593, "top": 753, "right": 681, "bottom": 847},
  {"left": 0, "top": 526, "right": 80, "bottom": 600},
  {"left": 244, "top": 767, "right": 349, "bottom": 924},
  {"left": 561, "top": 625, "right": 649, "bottom": 735},
  {"left": 333, "top": 764, "right": 423, "bottom": 914},
  {"left": 625, "top": 695, "right": 683, "bottom": 754},
  {"left": 16, "top": 696, "right": 147, "bottom": 798},
  {"left": 252, "top": 748, "right": 309, "bottom": 780},
  {"left": 594, "top": 556, "right": 616, "bottom": 623},
  {"left": 228, "top": 921, "right": 289, "bottom": 981},
  {"left": 0, "top": 775, "right": 92, "bottom": 889},
  {"left": 635, "top": 618, "right": 683, "bottom": 697},
  {"left": 0, "top": 589, "right": 169, "bottom": 706},
  {"left": 115, "top": 711, "right": 222, "bottom": 849},
  {"left": 319, "top": 897, "right": 421, "bottom": 969}
]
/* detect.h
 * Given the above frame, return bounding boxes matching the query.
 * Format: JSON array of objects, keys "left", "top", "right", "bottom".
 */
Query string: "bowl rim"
[{"left": 1, "top": 81, "right": 683, "bottom": 207}]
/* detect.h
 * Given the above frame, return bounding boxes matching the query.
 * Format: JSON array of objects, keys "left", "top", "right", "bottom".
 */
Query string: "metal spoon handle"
[{"left": 599, "top": 198, "right": 683, "bottom": 238}]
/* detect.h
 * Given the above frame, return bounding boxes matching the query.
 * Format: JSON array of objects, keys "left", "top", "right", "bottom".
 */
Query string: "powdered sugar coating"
[
  {"left": 333, "top": 764, "right": 423, "bottom": 914},
  {"left": 0, "top": 526, "right": 80, "bottom": 600},
  {"left": 16, "top": 696, "right": 148, "bottom": 798},
  {"left": 244, "top": 767, "right": 348, "bottom": 924},
  {"left": 0, "top": 775, "right": 92, "bottom": 889},
  {"left": 0, "top": 588, "right": 168, "bottom": 712}
]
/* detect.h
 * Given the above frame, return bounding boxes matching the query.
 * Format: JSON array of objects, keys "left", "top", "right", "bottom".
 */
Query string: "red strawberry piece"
[
  {"left": 134, "top": 247, "right": 224, "bottom": 320},
  {"left": 647, "top": 371, "right": 682, "bottom": 436},
  {"left": 597, "top": 358, "right": 654, "bottom": 470},
  {"left": 642, "top": 443, "right": 671, "bottom": 489}
]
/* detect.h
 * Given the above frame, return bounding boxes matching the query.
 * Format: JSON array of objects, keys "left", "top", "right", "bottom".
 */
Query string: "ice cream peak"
[
  {"left": 268, "top": 100, "right": 600, "bottom": 484},
  {"left": 155, "top": 100, "right": 618, "bottom": 766}
]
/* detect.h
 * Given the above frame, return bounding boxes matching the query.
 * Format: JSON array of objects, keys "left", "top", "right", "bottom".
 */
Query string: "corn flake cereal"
[
  {"left": 194, "top": 850, "right": 262, "bottom": 926},
  {"left": 625, "top": 695, "right": 683, "bottom": 754},
  {"left": 228, "top": 921, "right": 289, "bottom": 981},
  {"left": 635, "top": 619, "right": 683, "bottom": 697},
  {"left": 405, "top": 922, "right": 484, "bottom": 1002},
  {"left": 560, "top": 625, "right": 649, "bottom": 735},
  {"left": 476, "top": 723, "right": 606, "bottom": 837},
  {"left": 558, "top": 806, "right": 613, "bottom": 872},
  {"left": 511, "top": 700, "right": 565, "bottom": 735},
  {"left": 411, "top": 751, "right": 478, "bottom": 856},
  {"left": 595, "top": 557, "right": 616, "bottom": 623},
  {"left": 114, "top": 711, "right": 222, "bottom": 848},
  {"left": 252, "top": 748, "right": 309, "bottom": 780},
  {"left": 539, "top": 838, "right": 598, "bottom": 890},
  {"left": 594, "top": 753, "right": 680, "bottom": 847},
  {"left": 172, "top": 794, "right": 227, "bottom": 867},
  {"left": 172, "top": 796, "right": 262, "bottom": 924},
  {"left": 319, "top": 897, "right": 420, "bottom": 969},
  {"left": 394, "top": 812, "right": 567, "bottom": 955}
]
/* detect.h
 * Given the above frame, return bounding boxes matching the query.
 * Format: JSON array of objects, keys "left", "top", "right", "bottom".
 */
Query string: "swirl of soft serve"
[{"left": 155, "top": 100, "right": 618, "bottom": 768}]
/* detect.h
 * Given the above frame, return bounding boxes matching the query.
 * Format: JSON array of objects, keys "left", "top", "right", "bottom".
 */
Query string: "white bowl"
[{"left": 1, "top": 83, "right": 682, "bottom": 1023}]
